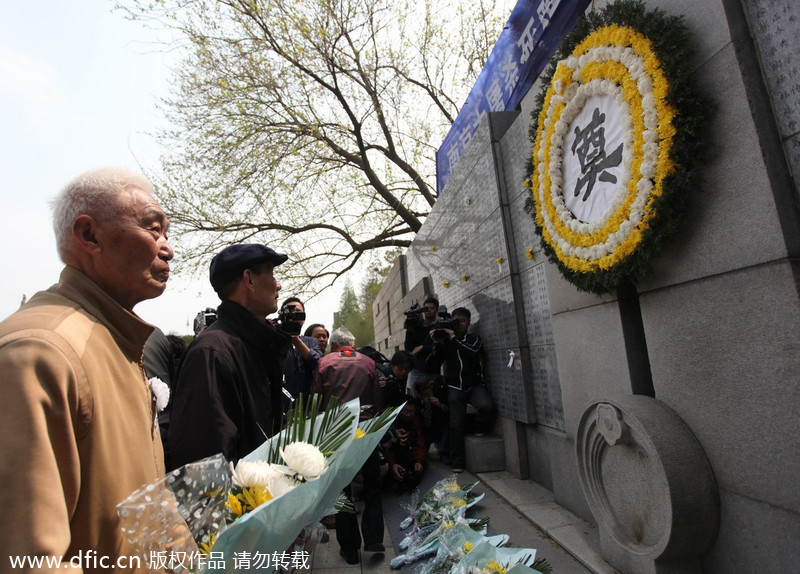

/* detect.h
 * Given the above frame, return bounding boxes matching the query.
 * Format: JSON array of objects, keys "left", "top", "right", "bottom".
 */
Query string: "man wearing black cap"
[{"left": 168, "top": 244, "right": 292, "bottom": 468}]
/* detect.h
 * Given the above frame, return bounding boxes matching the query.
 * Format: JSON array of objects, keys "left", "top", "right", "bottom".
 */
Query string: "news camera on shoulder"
[
  {"left": 429, "top": 305, "right": 460, "bottom": 340},
  {"left": 403, "top": 297, "right": 440, "bottom": 331},
  {"left": 277, "top": 303, "right": 306, "bottom": 335},
  {"left": 402, "top": 302, "right": 427, "bottom": 329}
]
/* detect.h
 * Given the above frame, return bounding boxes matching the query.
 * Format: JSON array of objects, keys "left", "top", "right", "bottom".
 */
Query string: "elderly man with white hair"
[
  {"left": 312, "top": 327, "right": 385, "bottom": 565},
  {"left": 0, "top": 167, "right": 173, "bottom": 573}
]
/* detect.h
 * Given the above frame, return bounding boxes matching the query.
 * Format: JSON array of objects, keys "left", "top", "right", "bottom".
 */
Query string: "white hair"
[
  {"left": 330, "top": 327, "right": 356, "bottom": 348},
  {"left": 51, "top": 167, "right": 155, "bottom": 261}
]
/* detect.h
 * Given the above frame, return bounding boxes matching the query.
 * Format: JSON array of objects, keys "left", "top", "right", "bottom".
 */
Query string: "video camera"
[
  {"left": 403, "top": 302, "right": 427, "bottom": 330},
  {"left": 429, "top": 305, "right": 460, "bottom": 340},
  {"left": 277, "top": 304, "right": 306, "bottom": 336},
  {"left": 194, "top": 307, "right": 217, "bottom": 335}
]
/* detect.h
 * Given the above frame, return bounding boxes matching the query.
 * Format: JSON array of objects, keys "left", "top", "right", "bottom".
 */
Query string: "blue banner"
[{"left": 435, "top": 0, "right": 591, "bottom": 194}]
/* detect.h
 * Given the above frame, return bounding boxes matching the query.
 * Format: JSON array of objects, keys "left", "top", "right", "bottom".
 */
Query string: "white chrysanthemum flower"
[
  {"left": 148, "top": 377, "right": 170, "bottom": 411},
  {"left": 267, "top": 472, "right": 299, "bottom": 498},
  {"left": 280, "top": 442, "right": 328, "bottom": 481},
  {"left": 231, "top": 460, "right": 300, "bottom": 500},
  {"left": 231, "top": 460, "right": 282, "bottom": 489}
]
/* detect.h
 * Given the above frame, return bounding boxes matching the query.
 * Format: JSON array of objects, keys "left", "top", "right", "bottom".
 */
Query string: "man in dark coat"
[
  {"left": 403, "top": 296, "right": 440, "bottom": 396},
  {"left": 169, "top": 244, "right": 292, "bottom": 468},
  {"left": 429, "top": 307, "right": 494, "bottom": 473},
  {"left": 312, "top": 327, "right": 384, "bottom": 564},
  {"left": 279, "top": 296, "right": 323, "bottom": 411}
]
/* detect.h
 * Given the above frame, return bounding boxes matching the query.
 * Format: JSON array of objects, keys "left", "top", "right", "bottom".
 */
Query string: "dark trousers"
[
  {"left": 335, "top": 450, "right": 384, "bottom": 552},
  {"left": 447, "top": 385, "right": 494, "bottom": 469}
]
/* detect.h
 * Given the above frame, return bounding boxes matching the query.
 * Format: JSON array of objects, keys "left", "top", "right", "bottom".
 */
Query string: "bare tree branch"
[{"left": 116, "top": 0, "right": 514, "bottom": 293}]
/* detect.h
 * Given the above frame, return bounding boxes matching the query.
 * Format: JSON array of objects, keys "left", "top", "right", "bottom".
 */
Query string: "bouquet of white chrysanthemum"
[
  {"left": 117, "top": 396, "right": 401, "bottom": 573},
  {"left": 399, "top": 477, "right": 484, "bottom": 531},
  {"left": 210, "top": 397, "right": 402, "bottom": 567},
  {"left": 450, "top": 539, "right": 550, "bottom": 574},
  {"left": 415, "top": 517, "right": 510, "bottom": 574},
  {"left": 116, "top": 453, "right": 230, "bottom": 569},
  {"left": 389, "top": 476, "right": 553, "bottom": 574},
  {"left": 391, "top": 510, "right": 501, "bottom": 569},
  {"left": 386, "top": 477, "right": 487, "bottom": 569}
]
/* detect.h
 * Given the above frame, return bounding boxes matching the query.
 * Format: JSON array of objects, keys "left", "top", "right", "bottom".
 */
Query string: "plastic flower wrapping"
[
  {"left": 418, "top": 517, "right": 509, "bottom": 574},
  {"left": 390, "top": 477, "right": 553, "bottom": 574},
  {"left": 390, "top": 477, "right": 485, "bottom": 568},
  {"left": 451, "top": 540, "right": 543, "bottom": 574},
  {"left": 117, "top": 396, "right": 402, "bottom": 573},
  {"left": 398, "top": 477, "right": 483, "bottom": 532}
]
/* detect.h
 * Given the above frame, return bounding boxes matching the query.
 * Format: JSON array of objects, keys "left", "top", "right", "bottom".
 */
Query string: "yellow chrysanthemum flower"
[
  {"left": 530, "top": 23, "right": 678, "bottom": 278},
  {"left": 464, "top": 541, "right": 474, "bottom": 553},
  {"left": 354, "top": 428, "right": 366, "bottom": 439},
  {"left": 483, "top": 559, "right": 507, "bottom": 574},
  {"left": 203, "top": 486, "right": 225, "bottom": 499},
  {"left": 240, "top": 485, "right": 272, "bottom": 511},
  {"left": 226, "top": 491, "right": 244, "bottom": 518},
  {"left": 198, "top": 531, "right": 218, "bottom": 556}
]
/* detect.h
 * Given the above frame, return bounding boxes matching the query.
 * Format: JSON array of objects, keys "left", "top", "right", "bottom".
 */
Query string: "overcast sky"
[{"left": 0, "top": 0, "right": 339, "bottom": 335}]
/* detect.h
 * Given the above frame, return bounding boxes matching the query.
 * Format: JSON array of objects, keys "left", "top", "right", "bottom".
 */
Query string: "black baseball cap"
[{"left": 209, "top": 244, "right": 288, "bottom": 293}]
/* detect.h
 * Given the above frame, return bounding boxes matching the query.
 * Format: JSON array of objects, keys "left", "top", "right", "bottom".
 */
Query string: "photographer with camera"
[
  {"left": 383, "top": 400, "right": 427, "bottom": 494},
  {"left": 429, "top": 307, "right": 494, "bottom": 473},
  {"left": 278, "top": 297, "right": 323, "bottom": 410},
  {"left": 193, "top": 306, "right": 217, "bottom": 335},
  {"left": 169, "top": 244, "right": 292, "bottom": 468},
  {"left": 377, "top": 350, "right": 413, "bottom": 407},
  {"left": 403, "top": 296, "right": 442, "bottom": 397}
]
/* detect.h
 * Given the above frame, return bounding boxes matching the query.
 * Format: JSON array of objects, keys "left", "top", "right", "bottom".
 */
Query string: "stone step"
[{"left": 465, "top": 433, "right": 506, "bottom": 473}]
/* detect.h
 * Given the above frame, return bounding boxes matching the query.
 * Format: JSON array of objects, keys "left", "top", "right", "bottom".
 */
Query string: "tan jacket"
[{"left": 0, "top": 266, "right": 165, "bottom": 573}]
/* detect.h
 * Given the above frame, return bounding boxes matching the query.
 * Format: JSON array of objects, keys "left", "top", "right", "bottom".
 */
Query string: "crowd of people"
[{"left": 0, "top": 167, "right": 495, "bottom": 571}]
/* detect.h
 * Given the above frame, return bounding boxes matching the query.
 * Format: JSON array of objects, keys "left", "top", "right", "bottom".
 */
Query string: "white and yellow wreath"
[{"left": 525, "top": 0, "right": 710, "bottom": 294}]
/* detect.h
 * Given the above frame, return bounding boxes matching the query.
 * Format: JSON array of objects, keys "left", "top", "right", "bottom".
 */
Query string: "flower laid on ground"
[
  {"left": 391, "top": 478, "right": 489, "bottom": 568},
  {"left": 450, "top": 540, "right": 550, "bottom": 574},
  {"left": 391, "top": 478, "right": 553, "bottom": 574},
  {"left": 399, "top": 477, "right": 482, "bottom": 531},
  {"left": 395, "top": 511, "right": 505, "bottom": 570},
  {"left": 476, "top": 559, "right": 507, "bottom": 574}
]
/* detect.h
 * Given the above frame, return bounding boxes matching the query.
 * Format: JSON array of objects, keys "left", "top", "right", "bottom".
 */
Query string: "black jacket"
[
  {"left": 430, "top": 332, "right": 484, "bottom": 391},
  {"left": 404, "top": 326, "right": 438, "bottom": 373},
  {"left": 168, "top": 300, "right": 291, "bottom": 468}
]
